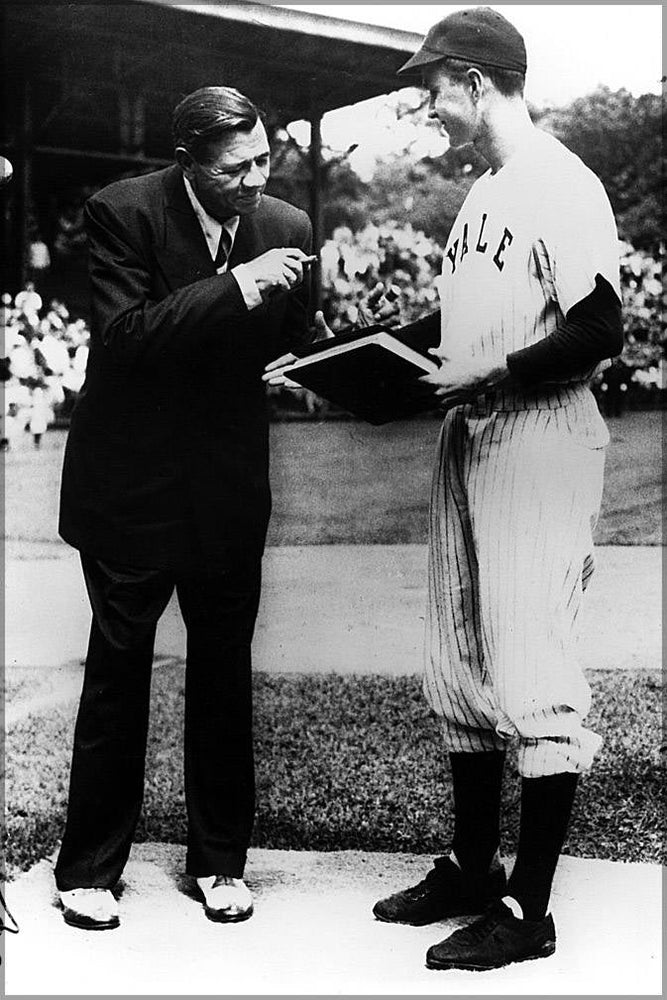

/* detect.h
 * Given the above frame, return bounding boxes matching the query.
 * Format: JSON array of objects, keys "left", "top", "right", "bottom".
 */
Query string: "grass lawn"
[
  {"left": 3, "top": 410, "right": 662, "bottom": 547},
  {"left": 5, "top": 667, "right": 665, "bottom": 878}
]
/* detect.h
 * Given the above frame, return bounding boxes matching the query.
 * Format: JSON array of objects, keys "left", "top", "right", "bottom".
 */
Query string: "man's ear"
[
  {"left": 175, "top": 147, "right": 195, "bottom": 176},
  {"left": 467, "top": 68, "right": 485, "bottom": 103}
]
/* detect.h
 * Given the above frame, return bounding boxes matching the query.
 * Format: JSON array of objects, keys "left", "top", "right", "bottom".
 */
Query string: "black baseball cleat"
[
  {"left": 425, "top": 899, "right": 556, "bottom": 971},
  {"left": 372, "top": 856, "right": 507, "bottom": 926}
]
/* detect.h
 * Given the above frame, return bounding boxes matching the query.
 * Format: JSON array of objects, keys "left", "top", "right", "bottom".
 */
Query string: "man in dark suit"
[{"left": 55, "top": 86, "right": 317, "bottom": 929}]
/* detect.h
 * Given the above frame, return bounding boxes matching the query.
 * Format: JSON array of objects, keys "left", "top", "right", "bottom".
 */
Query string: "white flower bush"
[
  {"left": 618, "top": 242, "right": 665, "bottom": 376},
  {"left": 322, "top": 224, "right": 664, "bottom": 403},
  {"left": 320, "top": 222, "right": 443, "bottom": 330}
]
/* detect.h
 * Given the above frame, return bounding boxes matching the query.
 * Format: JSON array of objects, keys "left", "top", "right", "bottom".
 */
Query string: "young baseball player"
[{"left": 372, "top": 8, "right": 623, "bottom": 971}]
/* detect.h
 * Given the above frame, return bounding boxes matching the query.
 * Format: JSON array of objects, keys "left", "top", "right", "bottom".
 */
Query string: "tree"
[
  {"left": 266, "top": 127, "right": 369, "bottom": 238},
  {"left": 361, "top": 155, "right": 473, "bottom": 247},
  {"left": 268, "top": 86, "right": 662, "bottom": 259},
  {"left": 536, "top": 88, "right": 663, "bottom": 253},
  {"left": 366, "top": 87, "right": 663, "bottom": 254}
]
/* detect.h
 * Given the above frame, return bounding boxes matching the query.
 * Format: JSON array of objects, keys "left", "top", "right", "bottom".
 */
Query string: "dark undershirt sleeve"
[{"left": 506, "top": 274, "right": 623, "bottom": 386}]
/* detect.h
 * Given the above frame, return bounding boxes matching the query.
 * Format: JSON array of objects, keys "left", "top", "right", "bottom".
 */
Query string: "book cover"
[{"left": 285, "top": 317, "right": 442, "bottom": 425}]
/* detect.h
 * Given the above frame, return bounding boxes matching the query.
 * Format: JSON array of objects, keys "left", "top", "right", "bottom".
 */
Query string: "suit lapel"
[
  {"left": 154, "top": 167, "right": 216, "bottom": 288},
  {"left": 228, "top": 211, "right": 262, "bottom": 268},
  {"left": 153, "top": 171, "right": 271, "bottom": 288}
]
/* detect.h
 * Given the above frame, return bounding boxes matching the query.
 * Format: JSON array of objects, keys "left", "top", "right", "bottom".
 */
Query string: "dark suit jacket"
[{"left": 59, "top": 165, "right": 314, "bottom": 569}]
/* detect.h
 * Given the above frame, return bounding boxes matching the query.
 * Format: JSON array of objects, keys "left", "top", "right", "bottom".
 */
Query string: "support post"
[
  {"left": 309, "top": 109, "right": 324, "bottom": 315},
  {"left": 133, "top": 92, "right": 146, "bottom": 157},
  {"left": 14, "top": 76, "right": 33, "bottom": 290}
]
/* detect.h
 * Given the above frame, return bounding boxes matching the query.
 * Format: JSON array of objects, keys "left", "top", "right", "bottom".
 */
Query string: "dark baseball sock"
[
  {"left": 507, "top": 771, "right": 579, "bottom": 921},
  {"left": 449, "top": 750, "right": 506, "bottom": 875}
]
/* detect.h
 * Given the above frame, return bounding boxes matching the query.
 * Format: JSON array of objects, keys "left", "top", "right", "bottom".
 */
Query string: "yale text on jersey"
[{"left": 445, "top": 213, "right": 514, "bottom": 275}]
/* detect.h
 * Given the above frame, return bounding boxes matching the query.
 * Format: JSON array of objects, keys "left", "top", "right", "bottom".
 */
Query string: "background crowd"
[{"left": 1, "top": 285, "right": 88, "bottom": 449}]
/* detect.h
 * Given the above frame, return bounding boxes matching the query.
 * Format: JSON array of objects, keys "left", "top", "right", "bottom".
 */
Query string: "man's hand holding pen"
[{"left": 244, "top": 248, "right": 317, "bottom": 301}]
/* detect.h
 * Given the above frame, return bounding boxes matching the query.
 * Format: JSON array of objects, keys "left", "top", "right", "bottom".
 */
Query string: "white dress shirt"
[{"left": 183, "top": 176, "right": 262, "bottom": 310}]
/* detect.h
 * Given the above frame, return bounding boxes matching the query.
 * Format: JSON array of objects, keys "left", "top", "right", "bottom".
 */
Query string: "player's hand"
[
  {"left": 419, "top": 351, "right": 510, "bottom": 403},
  {"left": 262, "top": 352, "right": 300, "bottom": 388},
  {"left": 357, "top": 282, "right": 402, "bottom": 329},
  {"left": 244, "top": 248, "right": 317, "bottom": 300},
  {"left": 312, "top": 310, "right": 335, "bottom": 340}
]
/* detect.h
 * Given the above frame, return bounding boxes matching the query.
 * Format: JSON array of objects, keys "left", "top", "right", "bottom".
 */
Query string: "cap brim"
[{"left": 397, "top": 47, "right": 446, "bottom": 76}]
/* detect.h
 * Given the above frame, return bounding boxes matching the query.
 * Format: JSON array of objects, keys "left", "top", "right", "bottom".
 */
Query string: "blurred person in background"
[
  {"left": 28, "top": 236, "right": 51, "bottom": 283},
  {"left": 54, "top": 85, "right": 320, "bottom": 930},
  {"left": 599, "top": 357, "right": 631, "bottom": 417},
  {"left": 14, "top": 281, "right": 42, "bottom": 324},
  {"left": 27, "top": 382, "right": 52, "bottom": 448}
]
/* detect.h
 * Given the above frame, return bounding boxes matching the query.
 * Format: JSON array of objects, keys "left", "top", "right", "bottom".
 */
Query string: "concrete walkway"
[
  {"left": 3, "top": 845, "right": 662, "bottom": 996},
  {"left": 5, "top": 541, "right": 662, "bottom": 675}
]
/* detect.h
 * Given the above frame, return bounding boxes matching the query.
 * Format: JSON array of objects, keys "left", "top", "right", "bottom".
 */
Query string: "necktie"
[{"left": 214, "top": 226, "right": 233, "bottom": 271}]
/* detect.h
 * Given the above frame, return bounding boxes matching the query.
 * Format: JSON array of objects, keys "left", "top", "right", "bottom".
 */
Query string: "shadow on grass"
[{"left": 5, "top": 669, "right": 665, "bottom": 878}]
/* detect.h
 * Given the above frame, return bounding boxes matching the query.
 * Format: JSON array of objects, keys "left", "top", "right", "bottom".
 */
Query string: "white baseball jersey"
[
  {"left": 436, "top": 127, "right": 620, "bottom": 374},
  {"left": 424, "top": 128, "right": 620, "bottom": 776}
]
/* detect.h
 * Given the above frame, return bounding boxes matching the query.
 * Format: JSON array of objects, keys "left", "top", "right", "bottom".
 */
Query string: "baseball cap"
[{"left": 397, "top": 7, "right": 527, "bottom": 76}]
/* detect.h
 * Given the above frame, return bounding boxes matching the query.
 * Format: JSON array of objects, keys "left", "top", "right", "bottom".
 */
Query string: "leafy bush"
[
  {"left": 319, "top": 224, "right": 664, "bottom": 406},
  {"left": 536, "top": 88, "right": 663, "bottom": 254},
  {"left": 319, "top": 222, "right": 443, "bottom": 330},
  {"left": 619, "top": 242, "right": 665, "bottom": 368},
  {"left": 4, "top": 222, "right": 662, "bottom": 433}
]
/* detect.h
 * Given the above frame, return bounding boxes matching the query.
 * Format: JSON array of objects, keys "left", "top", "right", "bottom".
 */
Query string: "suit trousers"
[{"left": 54, "top": 550, "right": 262, "bottom": 891}]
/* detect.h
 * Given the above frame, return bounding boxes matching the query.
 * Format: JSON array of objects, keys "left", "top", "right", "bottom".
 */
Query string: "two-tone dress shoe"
[
  {"left": 196, "top": 875, "right": 254, "bottom": 923},
  {"left": 59, "top": 888, "right": 120, "bottom": 930}
]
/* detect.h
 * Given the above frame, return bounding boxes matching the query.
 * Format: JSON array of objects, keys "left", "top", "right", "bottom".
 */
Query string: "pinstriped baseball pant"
[{"left": 424, "top": 391, "right": 606, "bottom": 776}]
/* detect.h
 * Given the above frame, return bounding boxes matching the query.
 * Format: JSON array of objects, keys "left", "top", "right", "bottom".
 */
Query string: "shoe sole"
[
  {"left": 62, "top": 910, "right": 120, "bottom": 931},
  {"left": 204, "top": 905, "right": 254, "bottom": 924},
  {"left": 373, "top": 908, "right": 440, "bottom": 927},
  {"left": 373, "top": 904, "right": 488, "bottom": 927},
  {"left": 426, "top": 940, "right": 556, "bottom": 971}
]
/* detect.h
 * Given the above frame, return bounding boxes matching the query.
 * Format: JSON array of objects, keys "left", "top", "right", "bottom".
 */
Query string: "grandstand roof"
[
  {"left": 139, "top": 0, "right": 422, "bottom": 119},
  {"left": 2, "top": 1, "right": 423, "bottom": 292},
  {"left": 5, "top": 2, "right": 422, "bottom": 157}
]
